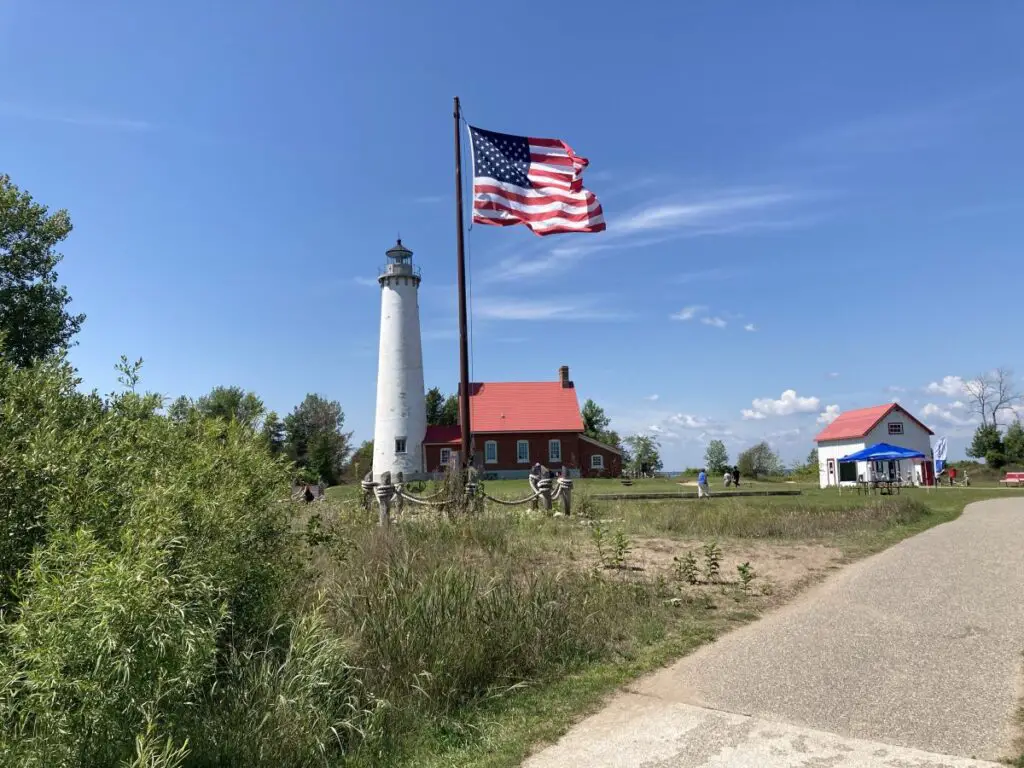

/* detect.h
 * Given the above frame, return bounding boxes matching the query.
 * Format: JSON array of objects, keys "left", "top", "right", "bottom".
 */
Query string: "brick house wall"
[{"left": 424, "top": 431, "right": 622, "bottom": 478}]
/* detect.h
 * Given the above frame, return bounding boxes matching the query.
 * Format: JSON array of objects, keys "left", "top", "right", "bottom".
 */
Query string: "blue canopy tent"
[{"left": 837, "top": 443, "right": 927, "bottom": 493}]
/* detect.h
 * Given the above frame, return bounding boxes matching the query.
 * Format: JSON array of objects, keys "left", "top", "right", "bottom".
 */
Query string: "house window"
[
  {"left": 439, "top": 447, "right": 451, "bottom": 466},
  {"left": 548, "top": 439, "right": 562, "bottom": 463},
  {"left": 516, "top": 440, "right": 530, "bottom": 463},
  {"left": 887, "top": 422, "right": 904, "bottom": 435},
  {"left": 590, "top": 454, "right": 604, "bottom": 470},
  {"left": 484, "top": 440, "right": 498, "bottom": 464},
  {"left": 395, "top": 437, "right": 407, "bottom": 454}
]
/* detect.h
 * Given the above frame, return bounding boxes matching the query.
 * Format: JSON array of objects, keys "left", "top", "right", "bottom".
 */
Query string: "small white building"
[
  {"left": 815, "top": 403, "right": 935, "bottom": 489},
  {"left": 371, "top": 239, "right": 427, "bottom": 481}
]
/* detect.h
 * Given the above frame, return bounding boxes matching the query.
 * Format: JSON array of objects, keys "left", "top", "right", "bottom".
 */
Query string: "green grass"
[{"left": 307, "top": 481, "right": 1024, "bottom": 767}]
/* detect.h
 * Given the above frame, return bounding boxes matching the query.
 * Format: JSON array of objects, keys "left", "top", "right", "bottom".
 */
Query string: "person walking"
[
  {"left": 698, "top": 468, "right": 711, "bottom": 499},
  {"left": 732, "top": 466, "right": 740, "bottom": 488}
]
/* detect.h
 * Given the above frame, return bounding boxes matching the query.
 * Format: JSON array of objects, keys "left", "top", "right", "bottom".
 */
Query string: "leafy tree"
[
  {"left": 737, "top": 441, "right": 781, "bottom": 479},
  {"left": 284, "top": 394, "right": 352, "bottom": 484},
  {"left": 704, "top": 440, "right": 729, "bottom": 474},
  {"left": 623, "top": 434, "right": 663, "bottom": 475},
  {"left": 441, "top": 394, "right": 459, "bottom": 425},
  {"left": 1004, "top": 421, "right": 1024, "bottom": 465},
  {"left": 0, "top": 174, "right": 85, "bottom": 367},
  {"left": 195, "top": 385, "right": 265, "bottom": 429},
  {"left": 966, "top": 423, "right": 1003, "bottom": 463},
  {"left": 580, "top": 398, "right": 622, "bottom": 449},
  {"left": 806, "top": 447, "right": 819, "bottom": 469},
  {"left": 425, "top": 387, "right": 459, "bottom": 426},
  {"left": 166, "top": 395, "right": 194, "bottom": 424},
  {"left": 261, "top": 411, "right": 285, "bottom": 455},
  {"left": 347, "top": 439, "right": 374, "bottom": 479}
]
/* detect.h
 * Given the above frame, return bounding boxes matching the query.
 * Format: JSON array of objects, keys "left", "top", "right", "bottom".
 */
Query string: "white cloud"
[
  {"left": 742, "top": 389, "right": 821, "bottom": 420},
  {"left": 827, "top": 372, "right": 840, "bottom": 379},
  {"left": 926, "top": 375, "right": 966, "bottom": 397},
  {"left": 475, "top": 299, "right": 628, "bottom": 322},
  {"left": 921, "top": 402, "right": 977, "bottom": 427},
  {"left": 816, "top": 404, "right": 841, "bottom": 425},
  {"left": 701, "top": 316, "right": 727, "bottom": 329},
  {"left": 616, "top": 189, "right": 800, "bottom": 236},
  {"left": 352, "top": 276, "right": 378, "bottom": 287},
  {"left": 886, "top": 385, "right": 907, "bottom": 393},
  {"left": 669, "top": 413, "right": 710, "bottom": 429},
  {"left": 645, "top": 394, "right": 660, "bottom": 401},
  {"left": 0, "top": 100, "right": 153, "bottom": 131},
  {"left": 744, "top": 323, "right": 757, "bottom": 332},
  {"left": 670, "top": 305, "right": 705, "bottom": 321}
]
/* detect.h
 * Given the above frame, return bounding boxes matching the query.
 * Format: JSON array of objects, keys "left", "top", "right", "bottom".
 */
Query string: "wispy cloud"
[
  {"left": 645, "top": 394, "right": 660, "bottom": 402},
  {"left": 670, "top": 305, "right": 705, "bottom": 321},
  {"left": 701, "top": 316, "right": 727, "bottom": 329},
  {"left": 744, "top": 323, "right": 757, "bottom": 332},
  {"left": 827, "top": 372, "right": 841, "bottom": 379},
  {"left": 474, "top": 298, "right": 629, "bottom": 322},
  {"left": 922, "top": 402, "right": 977, "bottom": 427},
  {"left": 0, "top": 101, "right": 153, "bottom": 131},
  {"left": 615, "top": 189, "right": 801, "bottom": 236},
  {"left": 742, "top": 389, "right": 820, "bottom": 420},
  {"left": 352, "top": 276, "right": 378, "bottom": 287}
]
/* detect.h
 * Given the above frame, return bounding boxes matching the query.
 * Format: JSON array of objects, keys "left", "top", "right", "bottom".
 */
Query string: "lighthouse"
[{"left": 372, "top": 239, "right": 427, "bottom": 481}]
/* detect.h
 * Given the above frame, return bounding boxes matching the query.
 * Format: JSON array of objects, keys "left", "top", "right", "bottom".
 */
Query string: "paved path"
[{"left": 526, "top": 498, "right": 1024, "bottom": 767}]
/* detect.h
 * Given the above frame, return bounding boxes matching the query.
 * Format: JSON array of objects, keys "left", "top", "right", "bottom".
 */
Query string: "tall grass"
[{"left": 616, "top": 497, "right": 933, "bottom": 539}]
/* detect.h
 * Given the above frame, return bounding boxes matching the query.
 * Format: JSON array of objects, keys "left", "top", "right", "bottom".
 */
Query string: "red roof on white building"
[{"left": 814, "top": 403, "right": 934, "bottom": 442}]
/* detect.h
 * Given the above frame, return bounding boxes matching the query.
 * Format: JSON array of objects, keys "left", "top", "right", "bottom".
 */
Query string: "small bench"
[{"left": 999, "top": 471, "right": 1024, "bottom": 487}]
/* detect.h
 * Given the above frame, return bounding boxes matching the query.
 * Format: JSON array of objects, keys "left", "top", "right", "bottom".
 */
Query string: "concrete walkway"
[{"left": 525, "top": 498, "right": 1024, "bottom": 767}]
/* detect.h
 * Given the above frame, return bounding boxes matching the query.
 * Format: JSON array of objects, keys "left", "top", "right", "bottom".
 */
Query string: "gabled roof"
[
  {"left": 422, "top": 381, "right": 584, "bottom": 441},
  {"left": 815, "top": 403, "right": 934, "bottom": 442},
  {"left": 467, "top": 381, "right": 584, "bottom": 433},
  {"left": 423, "top": 425, "right": 461, "bottom": 445}
]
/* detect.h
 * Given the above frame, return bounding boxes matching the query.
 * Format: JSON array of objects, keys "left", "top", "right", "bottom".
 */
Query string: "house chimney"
[{"left": 558, "top": 365, "right": 572, "bottom": 388}]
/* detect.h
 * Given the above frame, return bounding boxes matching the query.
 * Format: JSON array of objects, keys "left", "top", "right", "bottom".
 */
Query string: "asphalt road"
[{"left": 525, "top": 498, "right": 1024, "bottom": 767}]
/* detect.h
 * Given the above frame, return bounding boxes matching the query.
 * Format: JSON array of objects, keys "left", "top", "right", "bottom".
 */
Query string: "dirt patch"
[
  {"left": 626, "top": 537, "right": 844, "bottom": 600},
  {"left": 676, "top": 481, "right": 699, "bottom": 487}
]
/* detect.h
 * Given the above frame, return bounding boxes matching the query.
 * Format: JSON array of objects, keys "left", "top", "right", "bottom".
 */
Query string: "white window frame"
[
  {"left": 590, "top": 454, "right": 604, "bottom": 470},
  {"left": 548, "top": 439, "right": 562, "bottom": 463},
  {"left": 887, "top": 422, "right": 904, "bottom": 435},
  {"left": 484, "top": 440, "right": 498, "bottom": 464},
  {"left": 395, "top": 437, "right": 407, "bottom": 454},
  {"left": 516, "top": 440, "right": 530, "bottom": 464},
  {"left": 439, "top": 447, "right": 451, "bottom": 466}
]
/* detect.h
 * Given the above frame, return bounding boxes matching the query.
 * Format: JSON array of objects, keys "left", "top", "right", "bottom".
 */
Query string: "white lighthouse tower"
[{"left": 372, "top": 239, "right": 427, "bottom": 481}]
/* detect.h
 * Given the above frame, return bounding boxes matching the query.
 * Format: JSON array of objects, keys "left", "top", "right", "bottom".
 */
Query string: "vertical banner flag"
[
  {"left": 468, "top": 126, "right": 605, "bottom": 235},
  {"left": 933, "top": 436, "right": 948, "bottom": 477}
]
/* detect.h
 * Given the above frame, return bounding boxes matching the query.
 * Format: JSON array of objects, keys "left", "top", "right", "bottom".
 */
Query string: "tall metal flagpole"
[{"left": 453, "top": 97, "right": 472, "bottom": 470}]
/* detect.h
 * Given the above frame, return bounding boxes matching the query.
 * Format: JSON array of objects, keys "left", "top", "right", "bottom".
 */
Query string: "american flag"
[{"left": 468, "top": 125, "right": 605, "bottom": 236}]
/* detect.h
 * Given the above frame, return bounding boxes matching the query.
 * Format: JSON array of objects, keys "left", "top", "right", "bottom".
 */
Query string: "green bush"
[{"left": 0, "top": 354, "right": 301, "bottom": 765}]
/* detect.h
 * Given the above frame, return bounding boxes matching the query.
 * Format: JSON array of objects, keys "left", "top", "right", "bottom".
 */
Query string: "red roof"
[
  {"left": 814, "top": 403, "right": 934, "bottom": 442},
  {"left": 468, "top": 381, "right": 584, "bottom": 433},
  {"left": 422, "top": 381, "right": 584, "bottom": 442}
]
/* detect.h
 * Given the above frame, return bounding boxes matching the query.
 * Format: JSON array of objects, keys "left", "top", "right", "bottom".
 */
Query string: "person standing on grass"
[
  {"left": 698, "top": 468, "right": 710, "bottom": 498},
  {"left": 949, "top": 466, "right": 957, "bottom": 486},
  {"left": 732, "top": 466, "right": 740, "bottom": 488}
]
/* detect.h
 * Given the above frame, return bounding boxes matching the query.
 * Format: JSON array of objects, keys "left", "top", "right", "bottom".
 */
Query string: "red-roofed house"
[
  {"left": 422, "top": 366, "right": 623, "bottom": 478},
  {"left": 814, "top": 403, "right": 935, "bottom": 488}
]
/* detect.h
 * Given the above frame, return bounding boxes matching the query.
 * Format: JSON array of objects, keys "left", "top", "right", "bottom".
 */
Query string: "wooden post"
[
  {"left": 557, "top": 477, "right": 573, "bottom": 516},
  {"left": 454, "top": 96, "right": 472, "bottom": 475},
  {"left": 537, "top": 477, "right": 553, "bottom": 512}
]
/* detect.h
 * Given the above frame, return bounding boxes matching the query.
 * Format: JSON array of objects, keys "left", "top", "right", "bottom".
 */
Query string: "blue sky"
[{"left": 3, "top": 2, "right": 1023, "bottom": 468}]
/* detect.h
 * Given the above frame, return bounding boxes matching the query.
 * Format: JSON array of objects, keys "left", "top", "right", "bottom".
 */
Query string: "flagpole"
[{"left": 453, "top": 96, "right": 472, "bottom": 471}]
